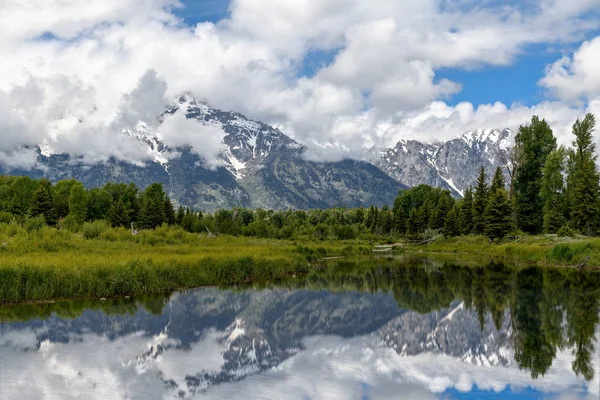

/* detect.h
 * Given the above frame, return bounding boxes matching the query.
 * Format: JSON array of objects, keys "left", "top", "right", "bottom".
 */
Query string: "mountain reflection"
[{"left": 1, "top": 256, "right": 599, "bottom": 399}]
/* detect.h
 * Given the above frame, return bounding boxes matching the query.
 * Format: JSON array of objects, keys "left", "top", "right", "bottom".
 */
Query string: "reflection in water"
[{"left": 1, "top": 256, "right": 599, "bottom": 399}]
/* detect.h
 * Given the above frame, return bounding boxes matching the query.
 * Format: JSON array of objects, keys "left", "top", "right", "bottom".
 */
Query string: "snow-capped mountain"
[
  {"left": 369, "top": 128, "right": 513, "bottom": 196},
  {"left": 0, "top": 94, "right": 514, "bottom": 209},
  {"left": 5, "top": 95, "right": 404, "bottom": 211}
]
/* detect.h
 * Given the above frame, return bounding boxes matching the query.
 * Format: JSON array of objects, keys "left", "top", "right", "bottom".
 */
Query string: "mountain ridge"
[{"left": 0, "top": 95, "right": 512, "bottom": 211}]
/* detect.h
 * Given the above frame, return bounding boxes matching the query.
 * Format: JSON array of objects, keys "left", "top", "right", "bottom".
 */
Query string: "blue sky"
[{"left": 173, "top": 0, "right": 598, "bottom": 110}]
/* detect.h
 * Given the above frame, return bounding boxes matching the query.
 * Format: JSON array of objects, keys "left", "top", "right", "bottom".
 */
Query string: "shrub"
[
  {"left": 557, "top": 225, "right": 577, "bottom": 238},
  {"left": 25, "top": 215, "right": 46, "bottom": 232},
  {"left": 0, "top": 212, "right": 14, "bottom": 224},
  {"left": 335, "top": 225, "right": 357, "bottom": 240},
  {"left": 82, "top": 220, "right": 110, "bottom": 239},
  {"left": 61, "top": 215, "right": 82, "bottom": 233}
]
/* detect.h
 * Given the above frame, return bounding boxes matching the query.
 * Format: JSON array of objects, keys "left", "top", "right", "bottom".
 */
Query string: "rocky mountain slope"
[
  {"left": 0, "top": 95, "right": 513, "bottom": 210},
  {"left": 368, "top": 129, "right": 512, "bottom": 196},
  {"left": 3, "top": 96, "right": 406, "bottom": 211}
]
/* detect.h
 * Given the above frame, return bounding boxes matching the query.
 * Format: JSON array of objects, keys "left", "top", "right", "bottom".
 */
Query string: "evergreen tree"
[
  {"left": 484, "top": 167, "right": 514, "bottom": 240},
  {"left": 30, "top": 179, "right": 57, "bottom": 225},
  {"left": 540, "top": 147, "right": 567, "bottom": 233},
  {"left": 164, "top": 195, "right": 176, "bottom": 225},
  {"left": 67, "top": 182, "right": 88, "bottom": 225},
  {"left": 407, "top": 207, "right": 424, "bottom": 236},
  {"left": 108, "top": 199, "right": 129, "bottom": 227},
  {"left": 138, "top": 183, "right": 166, "bottom": 229},
  {"left": 459, "top": 186, "right": 474, "bottom": 234},
  {"left": 514, "top": 116, "right": 557, "bottom": 234},
  {"left": 430, "top": 192, "right": 453, "bottom": 230},
  {"left": 472, "top": 167, "right": 489, "bottom": 235},
  {"left": 53, "top": 179, "right": 78, "bottom": 220},
  {"left": 176, "top": 205, "right": 185, "bottom": 225},
  {"left": 444, "top": 205, "right": 461, "bottom": 237},
  {"left": 567, "top": 113, "right": 599, "bottom": 235}
]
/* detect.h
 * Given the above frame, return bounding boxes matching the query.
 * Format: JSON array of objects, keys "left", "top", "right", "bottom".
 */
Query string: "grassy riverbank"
[
  {"left": 0, "top": 223, "right": 369, "bottom": 304},
  {"left": 2, "top": 222, "right": 600, "bottom": 304},
  {"left": 403, "top": 235, "right": 600, "bottom": 268}
]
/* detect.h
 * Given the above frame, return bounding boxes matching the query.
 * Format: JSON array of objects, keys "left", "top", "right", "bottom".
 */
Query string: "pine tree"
[
  {"left": 164, "top": 195, "right": 176, "bottom": 225},
  {"left": 109, "top": 199, "right": 129, "bottom": 227},
  {"left": 472, "top": 167, "right": 489, "bottom": 235},
  {"left": 176, "top": 205, "right": 185, "bottom": 225},
  {"left": 444, "top": 205, "right": 461, "bottom": 237},
  {"left": 138, "top": 183, "right": 166, "bottom": 229},
  {"left": 430, "top": 192, "right": 454, "bottom": 230},
  {"left": 567, "top": 113, "right": 599, "bottom": 235},
  {"left": 540, "top": 147, "right": 567, "bottom": 233},
  {"left": 484, "top": 167, "right": 514, "bottom": 240},
  {"left": 30, "top": 179, "right": 57, "bottom": 226},
  {"left": 459, "top": 186, "right": 474, "bottom": 234},
  {"left": 514, "top": 116, "right": 557, "bottom": 234}
]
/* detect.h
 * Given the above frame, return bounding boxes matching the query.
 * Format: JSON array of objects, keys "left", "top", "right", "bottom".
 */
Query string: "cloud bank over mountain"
[{"left": 1, "top": 0, "right": 600, "bottom": 168}]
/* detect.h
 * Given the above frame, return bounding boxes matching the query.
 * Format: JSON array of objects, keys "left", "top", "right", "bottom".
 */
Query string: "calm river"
[{"left": 1, "top": 256, "right": 599, "bottom": 399}]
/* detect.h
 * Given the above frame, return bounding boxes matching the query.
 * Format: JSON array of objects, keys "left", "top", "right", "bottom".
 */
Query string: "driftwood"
[
  {"left": 131, "top": 222, "right": 139, "bottom": 236},
  {"left": 205, "top": 227, "right": 217, "bottom": 238},
  {"left": 578, "top": 256, "right": 591, "bottom": 271},
  {"left": 407, "top": 238, "right": 436, "bottom": 245}
]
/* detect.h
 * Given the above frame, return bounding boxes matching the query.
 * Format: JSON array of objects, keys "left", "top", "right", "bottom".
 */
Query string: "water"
[{"left": 1, "top": 256, "right": 599, "bottom": 399}]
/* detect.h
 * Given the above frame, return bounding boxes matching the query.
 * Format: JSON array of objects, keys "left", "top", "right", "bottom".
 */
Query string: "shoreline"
[{"left": 1, "top": 231, "right": 599, "bottom": 305}]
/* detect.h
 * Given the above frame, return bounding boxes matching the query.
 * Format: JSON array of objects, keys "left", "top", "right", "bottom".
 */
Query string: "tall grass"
[
  {"left": 0, "top": 223, "right": 370, "bottom": 304},
  {"left": 408, "top": 234, "right": 600, "bottom": 268}
]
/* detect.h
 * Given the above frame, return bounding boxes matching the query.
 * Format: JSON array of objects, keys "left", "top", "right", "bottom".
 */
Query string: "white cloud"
[
  {"left": 540, "top": 36, "right": 600, "bottom": 103},
  {"left": 0, "top": 0, "right": 600, "bottom": 166}
]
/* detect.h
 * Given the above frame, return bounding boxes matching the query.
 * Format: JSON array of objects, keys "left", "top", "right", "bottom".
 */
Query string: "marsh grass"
[
  {"left": 0, "top": 223, "right": 370, "bottom": 304},
  {"left": 408, "top": 235, "right": 600, "bottom": 268}
]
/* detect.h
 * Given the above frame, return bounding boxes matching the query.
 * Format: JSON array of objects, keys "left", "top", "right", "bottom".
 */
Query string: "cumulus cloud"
[
  {"left": 540, "top": 36, "right": 600, "bottom": 103},
  {"left": 1, "top": 0, "right": 600, "bottom": 166}
]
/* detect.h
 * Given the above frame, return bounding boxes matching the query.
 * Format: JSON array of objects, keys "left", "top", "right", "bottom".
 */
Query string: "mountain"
[
  {"left": 3, "top": 95, "right": 405, "bottom": 211},
  {"left": 368, "top": 129, "right": 512, "bottom": 196},
  {"left": 0, "top": 95, "right": 513, "bottom": 210}
]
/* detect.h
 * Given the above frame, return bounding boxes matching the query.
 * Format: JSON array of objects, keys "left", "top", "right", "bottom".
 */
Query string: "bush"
[
  {"left": 61, "top": 215, "right": 82, "bottom": 233},
  {"left": 25, "top": 215, "right": 46, "bottom": 232},
  {"left": 0, "top": 212, "right": 14, "bottom": 224},
  {"left": 557, "top": 225, "right": 577, "bottom": 238},
  {"left": 335, "top": 225, "right": 357, "bottom": 240},
  {"left": 82, "top": 220, "right": 110, "bottom": 239}
]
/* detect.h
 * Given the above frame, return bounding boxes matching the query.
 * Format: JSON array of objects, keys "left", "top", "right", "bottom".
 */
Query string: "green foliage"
[
  {"left": 540, "top": 147, "right": 567, "bottom": 233},
  {"left": 139, "top": 183, "right": 166, "bottom": 229},
  {"left": 459, "top": 186, "right": 474, "bottom": 234},
  {"left": 67, "top": 182, "right": 88, "bottom": 225},
  {"left": 24, "top": 215, "right": 46, "bottom": 232},
  {"left": 444, "top": 205, "right": 461, "bottom": 237},
  {"left": 0, "top": 211, "right": 14, "bottom": 224},
  {"left": 514, "top": 116, "right": 557, "bottom": 234},
  {"left": 82, "top": 220, "right": 110, "bottom": 239},
  {"left": 109, "top": 199, "right": 129, "bottom": 228},
  {"left": 30, "top": 179, "right": 57, "bottom": 226},
  {"left": 567, "top": 113, "right": 599, "bottom": 235},
  {"left": 484, "top": 168, "right": 514, "bottom": 240},
  {"left": 472, "top": 167, "right": 489, "bottom": 235},
  {"left": 557, "top": 225, "right": 577, "bottom": 238}
]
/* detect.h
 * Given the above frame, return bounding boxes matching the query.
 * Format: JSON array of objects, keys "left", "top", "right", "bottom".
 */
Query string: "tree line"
[{"left": 0, "top": 113, "right": 598, "bottom": 240}]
